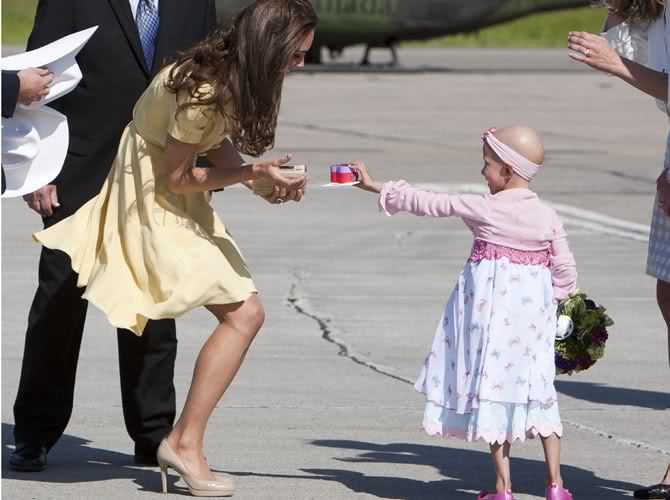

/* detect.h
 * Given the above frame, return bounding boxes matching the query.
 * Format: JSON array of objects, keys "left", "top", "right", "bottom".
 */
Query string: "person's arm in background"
[
  {"left": 1, "top": 71, "right": 20, "bottom": 194},
  {"left": 568, "top": 31, "right": 667, "bottom": 102},
  {"left": 22, "top": 0, "right": 75, "bottom": 217},
  {"left": 2, "top": 71, "right": 20, "bottom": 118}
]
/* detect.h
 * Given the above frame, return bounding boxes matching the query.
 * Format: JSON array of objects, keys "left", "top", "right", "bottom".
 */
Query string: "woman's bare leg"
[
  {"left": 165, "top": 295, "right": 265, "bottom": 479},
  {"left": 662, "top": 463, "right": 670, "bottom": 484},
  {"left": 656, "top": 280, "right": 670, "bottom": 369}
]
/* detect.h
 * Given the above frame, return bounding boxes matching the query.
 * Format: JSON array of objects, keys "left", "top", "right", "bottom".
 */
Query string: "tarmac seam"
[{"left": 562, "top": 419, "right": 670, "bottom": 457}]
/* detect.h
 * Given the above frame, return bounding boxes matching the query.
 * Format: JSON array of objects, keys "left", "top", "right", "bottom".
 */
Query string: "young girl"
[{"left": 350, "top": 126, "right": 577, "bottom": 500}]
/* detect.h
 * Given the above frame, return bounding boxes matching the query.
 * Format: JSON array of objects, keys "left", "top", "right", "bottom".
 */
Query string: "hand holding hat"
[
  {"left": 1, "top": 26, "right": 98, "bottom": 198},
  {"left": 3, "top": 26, "right": 98, "bottom": 107},
  {"left": 17, "top": 67, "right": 54, "bottom": 105}
]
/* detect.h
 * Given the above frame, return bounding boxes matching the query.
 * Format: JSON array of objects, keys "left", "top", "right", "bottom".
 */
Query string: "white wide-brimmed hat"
[
  {"left": 2, "top": 26, "right": 98, "bottom": 107},
  {"left": 1, "top": 26, "right": 97, "bottom": 198},
  {"left": 2, "top": 106, "right": 69, "bottom": 197}
]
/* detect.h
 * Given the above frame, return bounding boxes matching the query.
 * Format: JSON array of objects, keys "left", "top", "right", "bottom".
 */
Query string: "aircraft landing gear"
[
  {"left": 361, "top": 40, "right": 398, "bottom": 66},
  {"left": 328, "top": 47, "right": 343, "bottom": 61}
]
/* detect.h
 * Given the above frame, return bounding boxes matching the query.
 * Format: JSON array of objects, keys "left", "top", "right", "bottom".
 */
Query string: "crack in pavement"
[
  {"left": 287, "top": 271, "right": 413, "bottom": 386},
  {"left": 287, "top": 272, "right": 670, "bottom": 458}
]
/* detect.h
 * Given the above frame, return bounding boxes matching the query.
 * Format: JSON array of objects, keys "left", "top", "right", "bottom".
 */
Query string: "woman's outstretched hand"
[
  {"left": 568, "top": 31, "right": 624, "bottom": 76},
  {"left": 251, "top": 154, "right": 308, "bottom": 204},
  {"left": 349, "top": 161, "right": 382, "bottom": 193}
]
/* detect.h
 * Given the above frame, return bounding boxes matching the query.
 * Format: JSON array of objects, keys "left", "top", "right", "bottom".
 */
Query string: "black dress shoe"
[
  {"left": 9, "top": 443, "right": 47, "bottom": 472},
  {"left": 133, "top": 447, "right": 159, "bottom": 466},
  {"left": 633, "top": 483, "right": 670, "bottom": 499}
]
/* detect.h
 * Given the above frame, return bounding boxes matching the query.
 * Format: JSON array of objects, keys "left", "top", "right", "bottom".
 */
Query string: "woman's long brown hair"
[
  {"left": 165, "top": 0, "right": 317, "bottom": 157},
  {"left": 601, "top": 0, "right": 664, "bottom": 24}
]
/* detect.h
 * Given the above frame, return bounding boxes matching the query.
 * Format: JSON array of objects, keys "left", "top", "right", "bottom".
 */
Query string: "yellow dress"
[{"left": 34, "top": 66, "right": 257, "bottom": 335}]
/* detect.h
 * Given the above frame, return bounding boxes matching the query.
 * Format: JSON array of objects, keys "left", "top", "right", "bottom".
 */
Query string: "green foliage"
[
  {"left": 404, "top": 6, "right": 608, "bottom": 48},
  {"left": 555, "top": 290, "right": 614, "bottom": 376},
  {"left": 1, "top": 3, "right": 607, "bottom": 49},
  {"left": 2, "top": 0, "right": 38, "bottom": 46}
]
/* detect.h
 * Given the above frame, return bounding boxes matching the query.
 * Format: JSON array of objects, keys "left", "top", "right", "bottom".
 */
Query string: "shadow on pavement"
[
  {"left": 556, "top": 380, "right": 670, "bottom": 410},
  {"left": 221, "top": 439, "right": 641, "bottom": 500},
  {"left": 0, "top": 422, "right": 191, "bottom": 494}
]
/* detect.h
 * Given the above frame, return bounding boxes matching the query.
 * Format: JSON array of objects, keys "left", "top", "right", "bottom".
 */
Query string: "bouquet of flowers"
[{"left": 554, "top": 291, "right": 614, "bottom": 376}]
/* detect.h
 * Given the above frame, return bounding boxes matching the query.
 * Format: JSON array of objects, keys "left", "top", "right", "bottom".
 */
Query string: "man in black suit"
[
  {"left": 2, "top": 68, "right": 53, "bottom": 194},
  {"left": 10, "top": 0, "right": 218, "bottom": 472}
]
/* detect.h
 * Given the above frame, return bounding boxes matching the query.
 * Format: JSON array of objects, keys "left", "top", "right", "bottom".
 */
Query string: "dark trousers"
[{"left": 13, "top": 228, "right": 178, "bottom": 453}]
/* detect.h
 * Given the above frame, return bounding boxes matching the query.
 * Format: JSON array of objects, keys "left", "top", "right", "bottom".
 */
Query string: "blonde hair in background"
[{"left": 600, "top": 0, "right": 664, "bottom": 24}]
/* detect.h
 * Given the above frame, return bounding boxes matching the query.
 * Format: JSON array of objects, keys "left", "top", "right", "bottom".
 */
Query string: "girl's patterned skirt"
[{"left": 415, "top": 240, "right": 563, "bottom": 444}]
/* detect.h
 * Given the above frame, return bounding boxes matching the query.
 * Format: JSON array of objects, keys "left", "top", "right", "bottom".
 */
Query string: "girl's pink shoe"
[
  {"left": 477, "top": 491, "right": 514, "bottom": 500},
  {"left": 545, "top": 483, "right": 574, "bottom": 500}
]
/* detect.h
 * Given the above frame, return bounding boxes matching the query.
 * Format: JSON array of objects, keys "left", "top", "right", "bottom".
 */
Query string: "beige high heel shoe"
[{"left": 157, "top": 439, "right": 235, "bottom": 497}]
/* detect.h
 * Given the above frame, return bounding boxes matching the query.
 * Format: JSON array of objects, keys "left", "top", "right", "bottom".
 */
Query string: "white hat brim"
[
  {"left": 2, "top": 106, "right": 69, "bottom": 198},
  {"left": 2, "top": 26, "right": 98, "bottom": 106}
]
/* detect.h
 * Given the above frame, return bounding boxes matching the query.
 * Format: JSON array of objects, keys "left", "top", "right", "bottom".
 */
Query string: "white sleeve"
[{"left": 602, "top": 22, "right": 648, "bottom": 65}]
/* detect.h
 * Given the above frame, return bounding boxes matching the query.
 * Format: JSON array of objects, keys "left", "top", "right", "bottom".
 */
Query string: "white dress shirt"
[{"left": 129, "top": 0, "right": 159, "bottom": 19}]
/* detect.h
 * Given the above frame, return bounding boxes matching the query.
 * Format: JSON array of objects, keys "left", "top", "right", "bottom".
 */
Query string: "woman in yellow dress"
[{"left": 34, "top": 0, "right": 316, "bottom": 495}]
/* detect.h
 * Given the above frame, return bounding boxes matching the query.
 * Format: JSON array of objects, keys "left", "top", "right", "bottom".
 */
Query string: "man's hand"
[
  {"left": 23, "top": 184, "right": 60, "bottom": 217},
  {"left": 17, "top": 67, "right": 53, "bottom": 105}
]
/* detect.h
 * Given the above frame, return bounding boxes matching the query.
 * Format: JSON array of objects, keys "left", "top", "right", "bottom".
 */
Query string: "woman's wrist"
[
  {"left": 242, "top": 163, "right": 256, "bottom": 182},
  {"left": 610, "top": 54, "right": 630, "bottom": 79}
]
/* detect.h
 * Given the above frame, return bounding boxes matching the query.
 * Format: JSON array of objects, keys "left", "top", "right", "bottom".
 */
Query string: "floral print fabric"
[{"left": 415, "top": 241, "right": 563, "bottom": 444}]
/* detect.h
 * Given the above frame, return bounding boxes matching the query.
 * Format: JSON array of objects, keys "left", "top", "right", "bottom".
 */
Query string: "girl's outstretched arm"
[
  {"left": 349, "top": 161, "right": 488, "bottom": 220},
  {"left": 379, "top": 181, "right": 489, "bottom": 220}
]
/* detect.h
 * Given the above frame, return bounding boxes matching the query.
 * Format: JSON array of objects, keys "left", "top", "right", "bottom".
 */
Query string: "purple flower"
[
  {"left": 591, "top": 326, "right": 609, "bottom": 346},
  {"left": 576, "top": 353, "right": 595, "bottom": 370},
  {"left": 555, "top": 353, "right": 577, "bottom": 372}
]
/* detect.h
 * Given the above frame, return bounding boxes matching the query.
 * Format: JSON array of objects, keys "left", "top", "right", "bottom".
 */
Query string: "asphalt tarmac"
[{"left": 2, "top": 47, "right": 669, "bottom": 499}]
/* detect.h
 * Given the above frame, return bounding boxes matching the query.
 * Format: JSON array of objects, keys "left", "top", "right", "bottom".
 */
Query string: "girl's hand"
[
  {"left": 349, "top": 161, "right": 382, "bottom": 193},
  {"left": 251, "top": 154, "right": 308, "bottom": 192},
  {"left": 568, "top": 31, "right": 625, "bottom": 76}
]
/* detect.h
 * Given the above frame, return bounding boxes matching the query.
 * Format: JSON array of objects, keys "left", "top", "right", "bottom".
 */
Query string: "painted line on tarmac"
[
  {"left": 288, "top": 270, "right": 670, "bottom": 458},
  {"left": 313, "top": 181, "right": 650, "bottom": 242},
  {"left": 562, "top": 420, "right": 670, "bottom": 457}
]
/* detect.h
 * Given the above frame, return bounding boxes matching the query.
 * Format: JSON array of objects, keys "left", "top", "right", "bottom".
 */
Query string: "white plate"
[{"left": 321, "top": 182, "right": 360, "bottom": 188}]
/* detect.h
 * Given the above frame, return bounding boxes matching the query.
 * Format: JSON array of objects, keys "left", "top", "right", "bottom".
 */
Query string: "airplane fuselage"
[{"left": 215, "top": 0, "right": 591, "bottom": 56}]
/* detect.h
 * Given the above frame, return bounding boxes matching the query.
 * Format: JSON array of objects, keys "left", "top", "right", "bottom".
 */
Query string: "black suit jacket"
[{"left": 27, "top": 0, "right": 217, "bottom": 214}]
